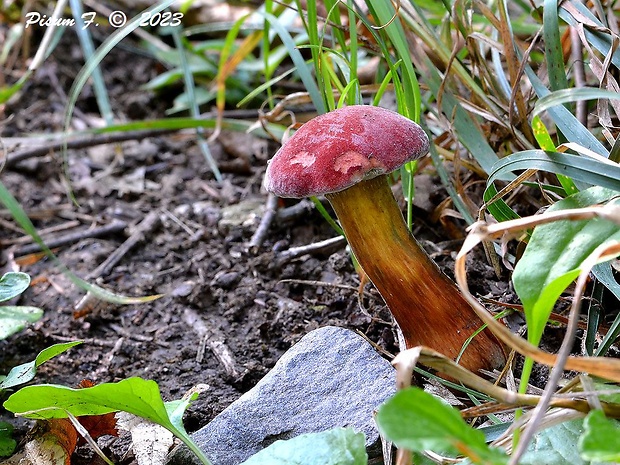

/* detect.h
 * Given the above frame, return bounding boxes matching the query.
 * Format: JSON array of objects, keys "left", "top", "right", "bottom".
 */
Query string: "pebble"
[{"left": 166, "top": 326, "right": 396, "bottom": 465}]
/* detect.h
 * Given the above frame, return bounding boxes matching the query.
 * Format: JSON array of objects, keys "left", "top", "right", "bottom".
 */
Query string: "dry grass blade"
[
  {"left": 392, "top": 347, "right": 620, "bottom": 418},
  {"left": 455, "top": 204, "right": 620, "bottom": 382},
  {"left": 509, "top": 239, "right": 620, "bottom": 464}
]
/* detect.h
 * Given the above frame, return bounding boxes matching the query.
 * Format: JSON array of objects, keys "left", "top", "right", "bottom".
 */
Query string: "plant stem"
[{"left": 327, "top": 175, "right": 506, "bottom": 373}]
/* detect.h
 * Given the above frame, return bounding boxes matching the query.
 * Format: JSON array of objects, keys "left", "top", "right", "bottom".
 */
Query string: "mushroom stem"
[{"left": 326, "top": 175, "right": 505, "bottom": 373}]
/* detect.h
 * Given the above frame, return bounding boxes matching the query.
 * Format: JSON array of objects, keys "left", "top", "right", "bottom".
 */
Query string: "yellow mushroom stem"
[{"left": 326, "top": 175, "right": 506, "bottom": 374}]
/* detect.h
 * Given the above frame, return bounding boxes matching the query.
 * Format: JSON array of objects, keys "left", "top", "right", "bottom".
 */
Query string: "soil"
[{"left": 0, "top": 15, "right": 596, "bottom": 465}]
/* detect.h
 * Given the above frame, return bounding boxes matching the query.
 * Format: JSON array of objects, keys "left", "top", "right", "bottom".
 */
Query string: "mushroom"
[{"left": 264, "top": 105, "right": 505, "bottom": 374}]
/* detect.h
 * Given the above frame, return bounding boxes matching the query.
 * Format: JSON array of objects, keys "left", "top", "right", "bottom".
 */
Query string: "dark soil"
[{"left": 0, "top": 16, "right": 586, "bottom": 465}]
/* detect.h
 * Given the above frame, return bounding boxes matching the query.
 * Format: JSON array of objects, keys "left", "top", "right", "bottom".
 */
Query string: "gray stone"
[{"left": 167, "top": 326, "right": 396, "bottom": 465}]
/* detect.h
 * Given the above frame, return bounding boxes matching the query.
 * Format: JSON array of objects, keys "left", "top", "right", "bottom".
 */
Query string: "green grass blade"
[
  {"left": 0, "top": 182, "right": 161, "bottom": 305},
  {"left": 85, "top": 116, "right": 286, "bottom": 140},
  {"left": 533, "top": 87, "right": 620, "bottom": 129},
  {"left": 543, "top": 0, "right": 569, "bottom": 92},
  {"left": 0, "top": 73, "right": 31, "bottom": 104},
  {"left": 171, "top": 27, "right": 222, "bottom": 181},
  {"left": 559, "top": 2, "right": 620, "bottom": 69},
  {"left": 531, "top": 115, "right": 578, "bottom": 195},
  {"left": 487, "top": 150, "right": 620, "bottom": 191},
  {"left": 64, "top": 0, "right": 176, "bottom": 141},
  {"left": 593, "top": 263, "right": 620, "bottom": 356},
  {"left": 525, "top": 67, "right": 609, "bottom": 156},
  {"left": 69, "top": 0, "right": 114, "bottom": 125},
  {"left": 421, "top": 54, "right": 502, "bottom": 174},
  {"left": 421, "top": 120, "right": 476, "bottom": 224},
  {"left": 365, "top": 0, "right": 421, "bottom": 122},
  {"left": 258, "top": 11, "right": 325, "bottom": 114}
]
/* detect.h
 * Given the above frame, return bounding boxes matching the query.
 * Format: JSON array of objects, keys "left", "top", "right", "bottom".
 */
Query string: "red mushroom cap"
[{"left": 264, "top": 105, "right": 430, "bottom": 198}]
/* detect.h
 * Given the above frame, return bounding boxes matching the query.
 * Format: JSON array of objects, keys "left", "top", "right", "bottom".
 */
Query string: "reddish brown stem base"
[{"left": 327, "top": 175, "right": 506, "bottom": 374}]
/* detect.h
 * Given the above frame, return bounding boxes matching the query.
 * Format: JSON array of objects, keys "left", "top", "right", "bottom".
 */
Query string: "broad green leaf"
[
  {"left": 587, "top": 380, "right": 620, "bottom": 404},
  {"left": 512, "top": 187, "right": 620, "bottom": 346},
  {"left": 0, "top": 421, "right": 15, "bottom": 457},
  {"left": 0, "top": 341, "right": 82, "bottom": 391},
  {"left": 0, "top": 306, "right": 43, "bottom": 340},
  {"left": 520, "top": 420, "right": 587, "bottom": 465},
  {"left": 0, "top": 271, "right": 40, "bottom": 340},
  {"left": 240, "top": 428, "right": 367, "bottom": 465},
  {"left": 4, "top": 377, "right": 166, "bottom": 419},
  {"left": 0, "top": 272, "right": 30, "bottom": 302},
  {"left": 3, "top": 377, "right": 212, "bottom": 465},
  {"left": 579, "top": 410, "right": 620, "bottom": 462},
  {"left": 165, "top": 392, "right": 200, "bottom": 433},
  {"left": 376, "top": 388, "right": 507, "bottom": 464}
]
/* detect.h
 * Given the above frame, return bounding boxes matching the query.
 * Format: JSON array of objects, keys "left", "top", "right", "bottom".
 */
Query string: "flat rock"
[{"left": 167, "top": 325, "right": 396, "bottom": 465}]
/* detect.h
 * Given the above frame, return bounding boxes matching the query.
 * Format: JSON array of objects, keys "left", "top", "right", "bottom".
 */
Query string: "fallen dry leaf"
[{"left": 116, "top": 412, "right": 173, "bottom": 465}]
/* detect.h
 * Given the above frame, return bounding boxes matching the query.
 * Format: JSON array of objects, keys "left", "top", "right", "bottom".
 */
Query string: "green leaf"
[
  {"left": 0, "top": 73, "right": 30, "bottom": 104},
  {"left": 579, "top": 410, "right": 620, "bottom": 462},
  {"left": 0, "top": 421, "right": 16, "bottom": 457},
  {"left": 0, "top": 341, "right": 82, "bottom": 391},
  {"left": 240, "top": 428, "right": 367, "bottom": 465},
  {"left": 376, "top": 388, "right": 507, "bottom": 464},
  {"left": 512, "top": 187, "right": 620, "bottom": 346},
  {"left": 165, "top": 392, "right": 199, "bottom": 433},
  {"left": 520, "top": 420, "right": 587, "bottom": 465},
  {"left": 0, "top": 272, "right": 31, "bottom": 302},
  {"left": 4, "top": 377, "right": 162, "bottom": 418},
  {"left": 3, "top": 377, "right": 212, "bottom": 465},
  {"left": 0, "top": 306, "right": 43, "bottom": 340}
]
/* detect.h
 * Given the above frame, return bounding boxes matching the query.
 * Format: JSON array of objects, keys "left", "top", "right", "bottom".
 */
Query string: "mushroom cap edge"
[{"left": 264, "top": 105, "right": 430, "bottom": 198}]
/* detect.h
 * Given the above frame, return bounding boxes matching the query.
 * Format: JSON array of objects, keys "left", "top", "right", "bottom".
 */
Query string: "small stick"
[
  {"left": 14, "top": 219, "right": 127, "bottom": 256},
  {"left": 4, "top": 107, "right": 269, "bottom": 168},
  {"left": 5, "top": 129, "right": 179, "bottom": 167},
  {"left": 86, "top": 211, "right": 161, "bottom": 280},
  {"left": 279, "top": 278, "right": 362, "bottom": 293},
  {"left": 183, "top": 308, "right": 240, "bottom": 379},
  {"left": 570, "top": 27, "right": 587, "bottom": 127},
  {"left": 48, "top": 334, "right": 119, "bottom": 348},
  {"left": 2, "top": 220, "right": 81, "bottom": 246},
  {"left": 275, "top": 198, "right": 315, "bottom": 223},
  {"left": 247, "top": 193, "right": 278, "bottom": 253},
  {"left": 276, "top": 235, "right": 346, "bottom": 265},
  {"left": 74, "top": 211, "right": 161, "bottom": 315}
]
